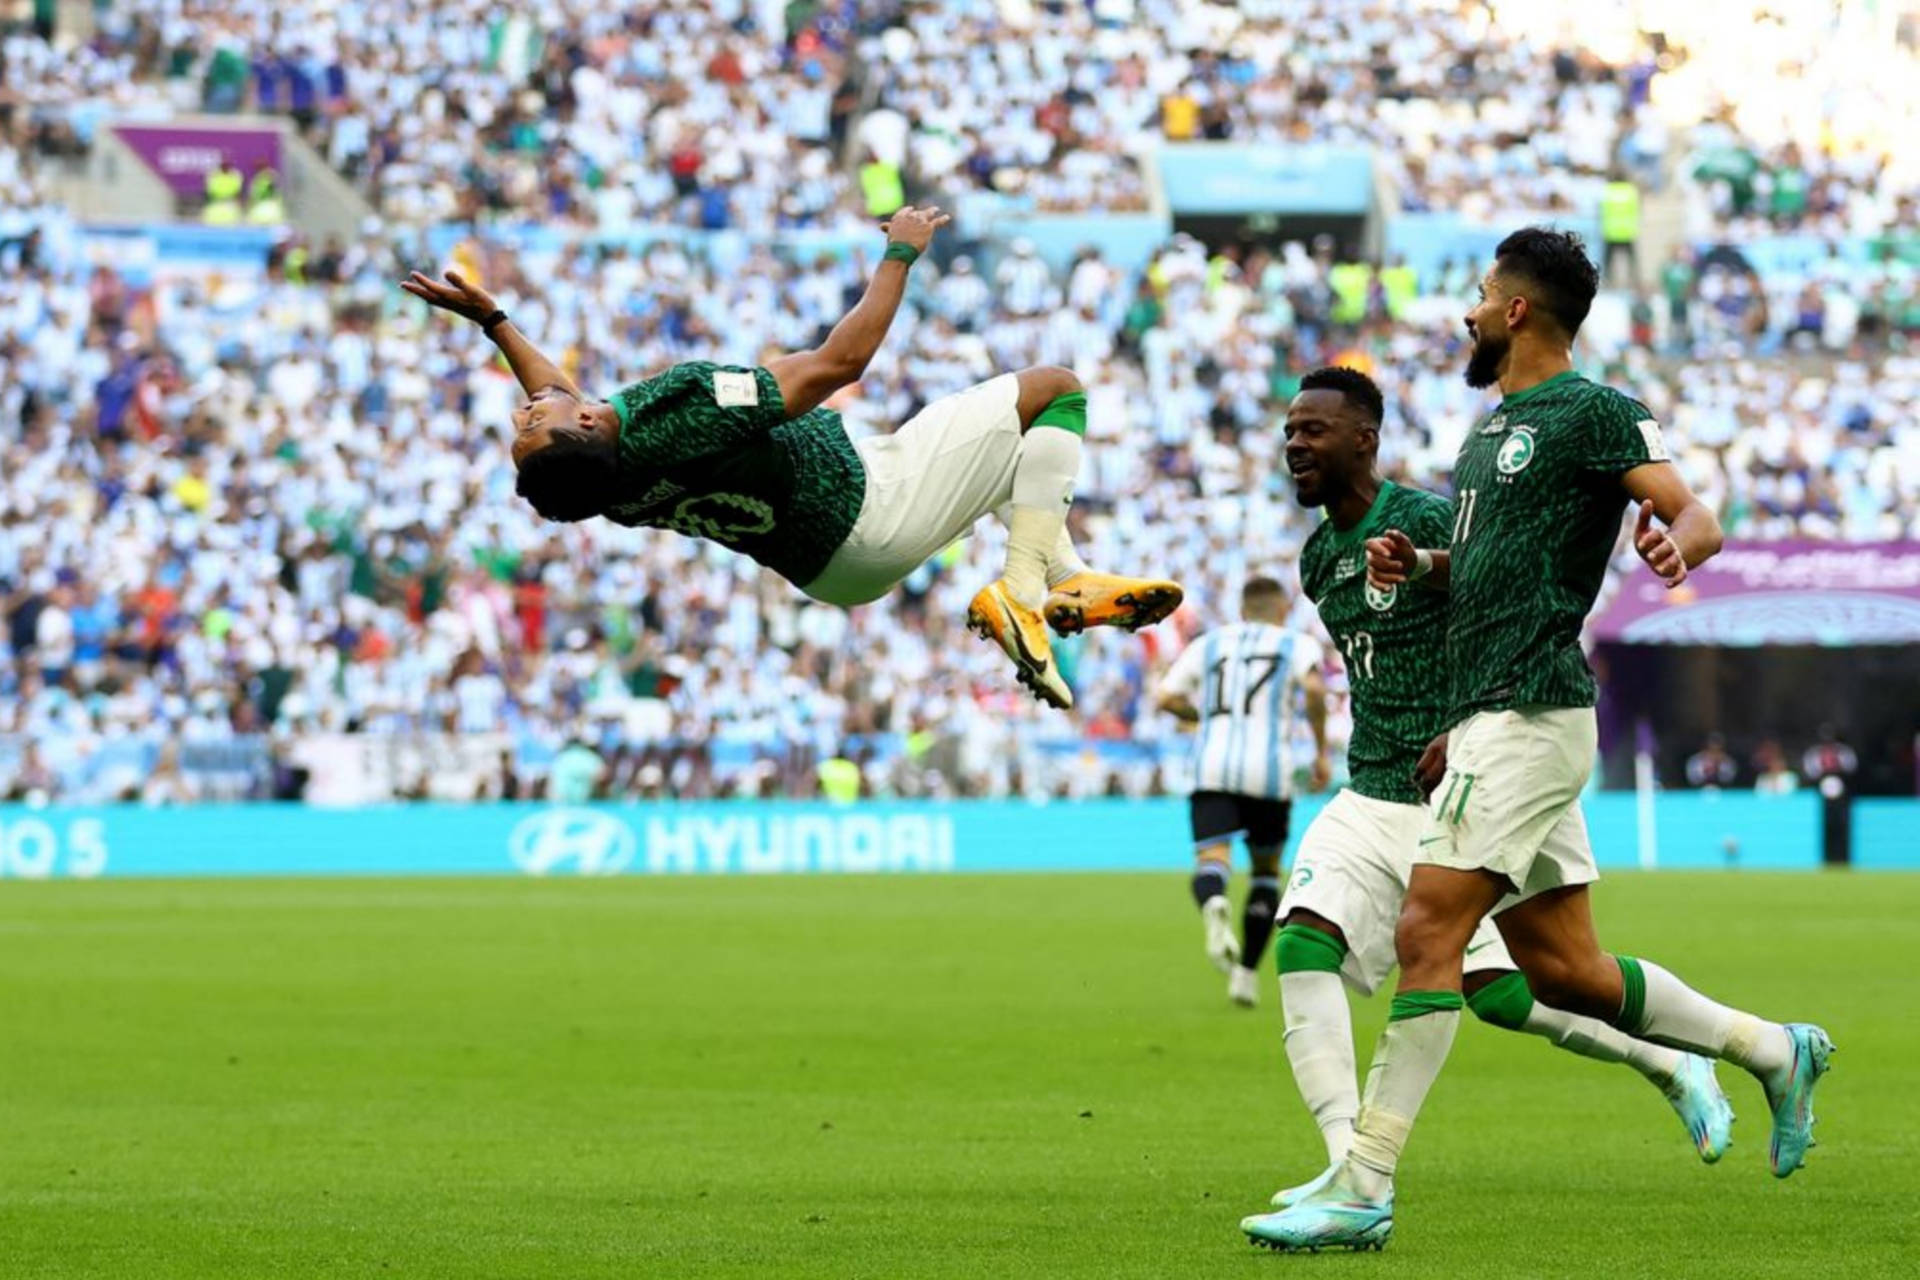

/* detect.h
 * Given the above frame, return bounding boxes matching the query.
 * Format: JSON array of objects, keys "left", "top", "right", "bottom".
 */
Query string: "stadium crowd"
[
  {"left": 0, "top": 0, "right": 1915, "bottom": 805},
  {"left": 4, "top": 1, "right": 1913, "bottom": 233}
]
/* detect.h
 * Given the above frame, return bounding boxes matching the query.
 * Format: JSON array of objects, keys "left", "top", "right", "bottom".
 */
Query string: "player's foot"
[
  {"left": 967, "top": 580, "right": 1072, "bottom": 709},
  {"left": 1662, "top": 1053, "right": 1734, "bottom": 1163},
  {"left": 1201, "top": 895, "right": 1239, "bottom": 973},
  {"left": 1043, "top": 571, "right": 1183, "bottom": 636},
  {"left": 1228, "top": 965, "right": 1259, "bottom": 1008},
  {"left": 1241, "top": 1167, "right": 1392, "bottom": 1253},
  {"left": 1763, "top": 1023, "right": 1834, "bottom": 1178},
  {"left": 1269, "top": 1164, "right": 1337, "bottom": 1209}
]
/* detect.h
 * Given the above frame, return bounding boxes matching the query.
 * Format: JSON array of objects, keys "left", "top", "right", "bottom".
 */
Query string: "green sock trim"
[
  {"left": 1275, "top": 923, "right": 1347, "bottom": 975},
  {"left": 1032, "top": 391, "right": 1088, "bottom": 437},
  {"left": 1465, "top": 971, "right": 1536, "bottom": 1031},
  {"left": 1615, "top": 955, "right": 1648, "bottom": 1033},
  {"left": 1389, "top": 990, "right": 1465, "bottom": 1021}
]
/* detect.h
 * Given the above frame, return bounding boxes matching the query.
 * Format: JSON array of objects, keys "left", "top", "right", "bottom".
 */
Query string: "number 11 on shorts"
[{"left": 1433, "top": 768, "right": 1475, "bottom": 825}]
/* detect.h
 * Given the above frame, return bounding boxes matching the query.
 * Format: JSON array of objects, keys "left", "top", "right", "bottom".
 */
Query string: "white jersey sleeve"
[
  {"left": 1159, "top": 636, "right": 1205, "bottom": 703},
  {"left": 1290, "top": 633, "right": 1325, "bottom": 680}
]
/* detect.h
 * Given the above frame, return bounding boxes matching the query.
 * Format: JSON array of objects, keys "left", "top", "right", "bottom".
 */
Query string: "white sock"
[
  {"left": 995, "top": 502, "right": 1088, "bottom": 589},
  {"left": 1345, "top": 1005, "right": 1460, "bottom": 1200},
  {"left": 1002, "top": 426, "right": 1082, "bottom": 608},
  {"left": 1047, "top": 525, "right": 1088, "bottom": 588},
  {"left": 1280, "top": 971, "right": 1359, "bottom": 1163},
  {"left": 1626, "top": 958, "right": 1793, "bottom": 1081},
  {"left": 1521, "top": 1002, "right": 1683, "bottom": 1086}
]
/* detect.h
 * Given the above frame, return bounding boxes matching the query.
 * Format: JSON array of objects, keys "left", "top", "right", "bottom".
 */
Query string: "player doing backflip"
[{"left": 402, "top": 206, "right": 1181, "bottom": 708}]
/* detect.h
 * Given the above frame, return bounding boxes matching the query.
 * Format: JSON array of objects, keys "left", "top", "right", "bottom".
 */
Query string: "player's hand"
[
  {"left": 879, "top": 205, "right": 952, "bottom": 252},
  {"left": 1415, "top": 732, "right": 1450, "bottom": 799},
  {"left": 400, "top": 268, "right": 500, "bottom": 326},
  {"left": 1365, "top": 529, "right": 1418, "bottom": 588},
  {"left": 1633, "top": 500, "right": 1688, "bottom": 590},
  {"left": 1310, "top": 750, "right": 1333, "bottom": 793}
]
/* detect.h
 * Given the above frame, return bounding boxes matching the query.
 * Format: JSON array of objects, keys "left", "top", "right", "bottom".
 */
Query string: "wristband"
[
  {"left": 479, "top": 309, "right": 509, "bottom": 336},
  {"left": 882, "top": 241, "right": 920, "bottom": 266},
  {"left": 1409, "top": 549, "right": 1434, "bottom": 581}
]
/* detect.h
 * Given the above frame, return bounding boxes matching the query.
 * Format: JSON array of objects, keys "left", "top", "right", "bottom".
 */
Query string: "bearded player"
[
  {"left": 1248, "top": 231, "right": 1831, "bottom": 1254},
  {"left": 401, "top": 206, "right": 1180, "bottom": 709},
  {"left": 1240, "top": 366, "right": 1731, "bottom": 1243}
]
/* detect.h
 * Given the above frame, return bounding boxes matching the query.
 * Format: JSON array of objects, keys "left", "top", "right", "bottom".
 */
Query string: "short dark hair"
[
  {"left": 515, "top": 428, "right": 620, "bottom": 522},
  {"left": 1243, "top": 575, "right": 1284, "bottom": 602},
  {"left": 1493, "top": 227, "right": 1599, "bottom": 338},
  {"left": 1298, "top": 366, "right": 1384, "bottom": 425}
]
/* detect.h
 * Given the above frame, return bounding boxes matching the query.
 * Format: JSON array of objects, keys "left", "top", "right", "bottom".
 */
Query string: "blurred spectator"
[
  {"left": 1801, "top": 726, "right": 1860, "bottom": 794},
  {"left": 1752, "top": 740, "right": 1801, "bottom": 796},
  {"left": 1684, "top": 734, "right": 1739, "bottom": 790},
  {"left": 140, "top": 743, "right": 195, "bottom": 806},
  {"left": 817, "top": 749, "right": 864, "bottom": 804},
  {"left": 548, "top": 736, "right": 607, "bottom": 804},
  {"left": 203, "top": 157, "right": 245, "bottom": 225},
  {"left": 1600, "top": 172, "right": 1641, "bottom": 288}
]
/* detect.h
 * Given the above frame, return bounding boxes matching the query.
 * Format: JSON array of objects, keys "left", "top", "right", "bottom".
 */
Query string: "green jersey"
[
  {"left": 606, "top": 362, "right": 867, "bottom": 589},
  {"left": 1446, "top": 371, "right": 1667, "bottom": 720},
  {"left": 1299, "top": 481, "right": 1454, "bottom": 806}
]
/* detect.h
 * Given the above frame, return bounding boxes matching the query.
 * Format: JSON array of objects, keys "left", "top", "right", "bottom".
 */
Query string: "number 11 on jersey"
[
  {"left": 1453, "top": 488, "right": 1478, "bottom": 545},
  {"left": 1338, "top": 631, "right": 1375, "bottom": 680}
]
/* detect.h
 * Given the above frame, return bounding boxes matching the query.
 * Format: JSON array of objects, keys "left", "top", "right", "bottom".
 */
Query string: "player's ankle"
[{"left": 1001, "top": 561, "right": 1047, "bottom": 610}]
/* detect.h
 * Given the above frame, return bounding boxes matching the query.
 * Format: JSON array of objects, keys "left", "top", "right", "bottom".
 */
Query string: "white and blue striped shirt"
[{"left": 1160, "top": 622, "right": 1323, "bottom": 801}]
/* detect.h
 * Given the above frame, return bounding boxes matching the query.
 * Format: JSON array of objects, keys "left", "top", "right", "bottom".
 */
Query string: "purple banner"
[
  {"left": 1593, "top": 541, "right": 1920, "bottom": 646},
  {"left": 113, "top": 125, "right": 282, "bottom": 199}
]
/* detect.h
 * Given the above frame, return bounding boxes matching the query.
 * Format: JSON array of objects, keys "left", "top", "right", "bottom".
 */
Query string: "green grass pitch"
[{"left": 1, "top": 871, "right": 1915, "bottom": 1278}]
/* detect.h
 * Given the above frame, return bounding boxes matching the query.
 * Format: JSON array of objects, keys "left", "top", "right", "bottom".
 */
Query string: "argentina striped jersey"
[{"left": 1159, "top": 622, "right": 1324, "bottom": 800}]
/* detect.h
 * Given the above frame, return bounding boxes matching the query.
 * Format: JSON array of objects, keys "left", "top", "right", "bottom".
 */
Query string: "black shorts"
[{"left": 1189, "top": 791, "right": 1292, "bottom": 851}]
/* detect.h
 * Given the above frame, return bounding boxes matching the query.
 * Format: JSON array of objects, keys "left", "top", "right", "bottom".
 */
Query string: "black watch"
[{"left": 479, "top": 309, "right": 509, "bottom": 336}]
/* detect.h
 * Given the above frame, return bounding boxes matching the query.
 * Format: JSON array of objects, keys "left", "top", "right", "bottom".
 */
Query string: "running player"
[
  {"left": 1248, "top": 230, "right": 1831, "bottom": 1254},
  {"left": 1239, "top": 367, "right": 1731, "bottom": 1242},
  {"left": 401, "top": 206, "right": 1181, "bottom": 709},
  {"left": 1156, "top": 576, "right": 1329, "bottom": 1008}
]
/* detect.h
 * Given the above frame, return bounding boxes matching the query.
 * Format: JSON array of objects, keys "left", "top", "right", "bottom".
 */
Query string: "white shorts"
[
  {"left": 1280, "top": 789, "right": 1514, "bottom": 998},
  {"left": 801, "top": 374, "right": 1023, "bottom": 606},
  {"left": 1418, "top": 706, "right": 1601, "bottom": 912}
]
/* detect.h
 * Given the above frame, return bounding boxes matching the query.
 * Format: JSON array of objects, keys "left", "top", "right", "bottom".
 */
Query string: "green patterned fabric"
[
  {"left": 603, "top": 362, "right": 866, "bottom": 590},
  {"left": 1389, "top": 990, "right": 1465, "bottom": 1020},
  {"left": 1299, "top": 481, "right": 1455, "bottom": 805},
  {"left": 1446, "top": 372, "right": 1665, "bottom": 721}
]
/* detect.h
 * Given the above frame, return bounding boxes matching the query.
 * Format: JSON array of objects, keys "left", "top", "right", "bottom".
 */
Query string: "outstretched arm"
[
  {"left": 765, "top": 205, "right": 950, "bottom": 419},
  {"left": 401, "top": 269, "right": 583, "bottom": 400}
]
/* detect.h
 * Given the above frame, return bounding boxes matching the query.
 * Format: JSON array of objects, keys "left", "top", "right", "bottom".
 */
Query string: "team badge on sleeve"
[
  {"left": 1637, "top": 419, "right": 1670, "bottom": 462},
  {"left": 712, "top": 370, "right": 760, "bottom": 407}
]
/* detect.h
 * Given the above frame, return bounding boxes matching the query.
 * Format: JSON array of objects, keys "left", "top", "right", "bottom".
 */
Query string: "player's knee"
[
  {"left": 1015, "top": 365, "right": 1083, "bottom": 428},
  {"left": 1020, "top": 364, "right": 1081, "bottom": 399},
  {"left": 1391, "top": 899, "right": 1442, "bottom": 960},
  {"left": 1519, "top": 953, "right": 1612, "bottom": 1018}
]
